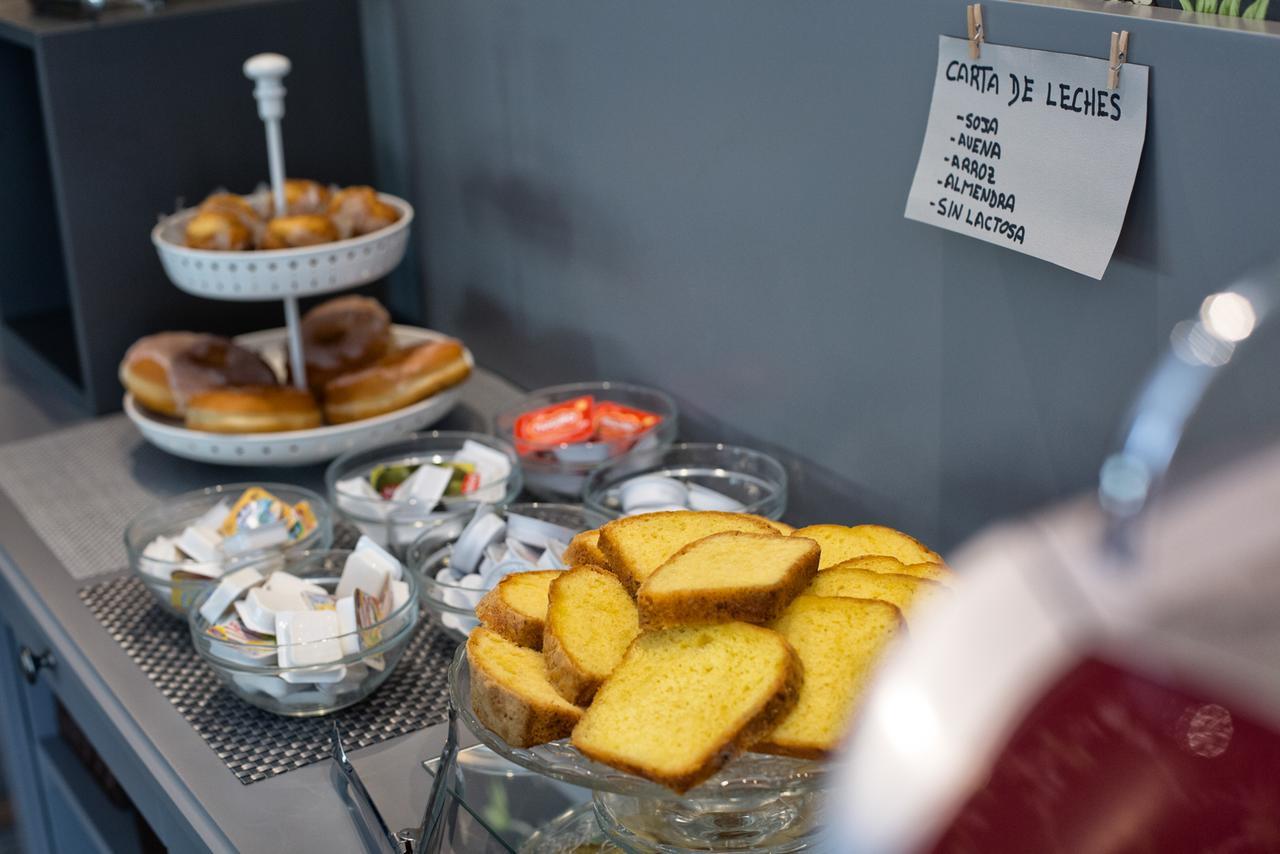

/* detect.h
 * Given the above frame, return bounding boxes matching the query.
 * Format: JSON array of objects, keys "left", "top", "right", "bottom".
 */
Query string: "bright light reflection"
[
  {"left": 876, "top": 681, "right": 944, "bottom": 762},
  {"left": 1170, "top": 319, "right": 1234, "bottom": 367},
  {"left": 1201, "top": 292, "right": 1257, "bottom": 343}
]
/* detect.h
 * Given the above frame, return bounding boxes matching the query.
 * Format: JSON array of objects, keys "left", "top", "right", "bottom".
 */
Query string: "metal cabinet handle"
[{"left": 19, "top": 647, "right": 54, "bottom": 685}]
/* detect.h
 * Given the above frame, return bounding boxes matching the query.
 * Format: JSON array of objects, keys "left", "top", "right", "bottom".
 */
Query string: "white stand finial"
[
  {"left": 244, "top": 52, "right": 307, "bottom": 391},
  {"left": 243, "top": 52, "right": 291, "bottom": 220}
]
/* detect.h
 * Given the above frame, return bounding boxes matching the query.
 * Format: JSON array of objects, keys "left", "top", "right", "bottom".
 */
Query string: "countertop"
[{"left": 0, "top": 362, "right": 522, "bottom": 853}]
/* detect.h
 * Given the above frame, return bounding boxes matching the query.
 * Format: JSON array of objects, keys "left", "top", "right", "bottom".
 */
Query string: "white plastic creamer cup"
[
  {"left": 619, "top": 475, "right": 690, "bottom": 514},
  {"left": 451, "top": 511, "right": 507, "bottom": 576}
]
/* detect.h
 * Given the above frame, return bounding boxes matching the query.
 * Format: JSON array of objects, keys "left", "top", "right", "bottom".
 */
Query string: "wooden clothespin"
[
  {"left": 1107, "top": 30, "right": 1129, "bottom": 90},
  {"left": 967, "top": 4, "right": 985, "bottom": 59}
]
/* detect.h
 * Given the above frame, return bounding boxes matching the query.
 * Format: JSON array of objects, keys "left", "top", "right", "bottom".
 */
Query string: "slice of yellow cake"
[
  {"left": 543, "top": 566, "right": 640, "bottom": 705},
  {"left": 757, "top": 596, "right": 903, "bottom": 758},
  {"left": 468, "top": 627, "right": 584, "bottom": 748},
  {"left": 743, "top": 514, "right": 795, "bottom": 535},
  {"left": 806, "top": 566, "right": 949, "bottom": 626},
  {"left": 475, "top": 570, "right": 563, "bottom": 649},
  {"left": 636, "top": 533, "right": 819, "bottom": 629},
  {"left": 824, "top": 555, "right": 957, "bottom": 588},
  {"left": 562, "top": 529, "right": 607, "bottom": 567},
  {"left": 571, "top": 622, "right": 801, "bottom": 793},
  {"left": 791, "top": 524, "right": 943, "bottom": 569},
  {"left": 827, "top": 555, "right": 955, "bottom": 586},
  {"left": 900, "top": 561, "right": 955, "bottom": 585},
  {"left": 598, "top": 510, "right": 780, "bottom": 594}
]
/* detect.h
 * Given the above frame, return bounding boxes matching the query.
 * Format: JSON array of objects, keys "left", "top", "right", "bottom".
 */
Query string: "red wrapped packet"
[
  {"left": 513, "top": 394, "right": 663, "bottom": 457},
  {"left": 594, "top": 401, "right": 663, "bottom": 441},
  {"left": 514, "top": 395, "right": 595, "bottom": 454}
]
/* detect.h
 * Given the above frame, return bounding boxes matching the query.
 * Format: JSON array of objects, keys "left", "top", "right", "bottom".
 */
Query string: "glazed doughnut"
[
  {"left": 279, "top": 179, "right": 331, "bottom": 216},
  {"left": 185, "top": 210, "right": 252, "bottom": 251},
  {"left": 323, "top": 339, "right": 470, "bottom": 424},
  {"left": 259, "top": 215, "right": 339, "bottom": 250},
  {"left": 119, "top": 333, "right": 278, "bottom": 417},
  {"left": 199, "top": 193, "right": 262, "bottom": 230},
  {"left": 299, "top": 295, "right": 392, "bottom": 391},
  {"left": 328, "top": 186, "right": 400, "bottom": 239},
  {"left": 185, "top": 386, "right": 322, "bottom": 434}
]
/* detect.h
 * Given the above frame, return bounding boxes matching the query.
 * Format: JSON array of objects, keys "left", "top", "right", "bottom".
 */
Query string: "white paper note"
[{"left": 905, "top": 36, "right": 1148, "bottom": 280}]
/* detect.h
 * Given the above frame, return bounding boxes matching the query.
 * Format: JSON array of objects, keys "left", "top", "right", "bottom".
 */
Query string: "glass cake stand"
[{"left": 448, "top": 646, "right": 828, "bottom": 853}]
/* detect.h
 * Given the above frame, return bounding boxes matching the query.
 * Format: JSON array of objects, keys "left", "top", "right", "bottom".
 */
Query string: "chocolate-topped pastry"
[{"left": 120, "top": 332, "right": 278, "bottom": 417}]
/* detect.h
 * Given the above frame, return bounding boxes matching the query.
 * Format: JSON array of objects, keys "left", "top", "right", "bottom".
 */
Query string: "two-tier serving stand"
[{"left": 134, "top": 53, "right": 471, "bottom": 466}]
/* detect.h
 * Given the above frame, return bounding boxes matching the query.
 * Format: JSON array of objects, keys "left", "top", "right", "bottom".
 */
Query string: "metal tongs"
[{"left": 330, "top": 703, "right": 460, "bottom": 854}]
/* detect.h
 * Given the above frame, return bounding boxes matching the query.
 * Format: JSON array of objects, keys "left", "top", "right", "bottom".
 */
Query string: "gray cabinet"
[{"left": 0, "top": 616, "right": 153, "bottom": 853}]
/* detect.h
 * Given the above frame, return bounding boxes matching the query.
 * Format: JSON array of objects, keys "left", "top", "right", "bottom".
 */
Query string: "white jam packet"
[
  {"left": 388, "top": 579, "right": 410, "bottom": 612},
  {"left": 391, "top": 464, "right": 452, "bottom": 511},
  {"left": 177, "top": 524, "right": 223, "bottom": 564},
  {"left": 334, "top": 536, "right": 403, "bottom": 600},
  {"left": 222, "top": 521, "right": 289, "bottom": 557},
  {"left": 336, "top": 477, "right": 380, "bottom": 500},
  {"left": 354, "top": 535, "right": 403, "bottom": 581},
  {"left": 235, "top": 586, "right": 308, "bottom": 635},
  {"left": 276, "top": 610, "right": 347, "bottom": 683},
  {"left": 193, "top": 500, "right": 233, "bottom": 532},
  {"left": 140, "top": 536, "right": 180, "bottom": 580},
  {"left": 455, "top": 440, "right": 513, "bottom": 502},
  {"left": 335, "top": 595, "right": 361, "bottom": 657},
  {"left": 198, "top": 566, "right": 264, "bottom": 624},
  {"left": 262, "top": 571, "right": 327, "bottom": 597},
  {"left": 231, "top": 671, "right": 290, "bottom": 699}
]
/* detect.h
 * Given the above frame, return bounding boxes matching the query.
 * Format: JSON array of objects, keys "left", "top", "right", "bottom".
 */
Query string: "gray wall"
[{"left": 361, "top": 0, "right": 1280, "bottom": 550}]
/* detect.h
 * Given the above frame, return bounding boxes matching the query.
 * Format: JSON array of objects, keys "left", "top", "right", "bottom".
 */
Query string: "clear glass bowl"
[
  {"left": 492, "top": 382, "right": 678, "bottom": 500},
  {"left": 188, "top": 549, "right": 419, "bottom": 717},
  {"left": 582, "top": 442, "right": 788, "bottom": 521},
  {"left": 449, "top": 646, "right": 826, "bottom": 851},
  {"left": 124, "top": 482, "right": 333, "bottom": 618},
  {"left": 407, "top": 503, "right": 610, "bottom": 643},
  {"left": 325, "top": 431, "right": 522, "bottom": 555}
]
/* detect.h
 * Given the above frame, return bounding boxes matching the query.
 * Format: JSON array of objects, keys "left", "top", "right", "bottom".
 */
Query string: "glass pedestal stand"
[{"left": 446, "top": 646, "right": 829, "bottom": 853}]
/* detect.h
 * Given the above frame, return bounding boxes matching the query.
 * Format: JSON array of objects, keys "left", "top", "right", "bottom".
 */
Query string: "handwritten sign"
[{"left": 905, "top": 36, "right": 1148, "bottom": 280}]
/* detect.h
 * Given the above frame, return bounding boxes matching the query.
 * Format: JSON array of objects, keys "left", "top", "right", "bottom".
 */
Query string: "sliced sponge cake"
[
  {"left": 827, "top": 554, "right": 955, "bottom": 586},
  {"left": 475, "top": 570, "right": 563, "bottom": 649},
  {"left": 468, "top": 627, "right": 584, "bottom": 748},
  {"left": 572, "top": 622, "right": 801, "bottom": 793},
  {"left": 598, "top": 510, "right": 780, "bottom": 594},
  {"left": 791, "top": 524, "right": 943, "bottom": 569},
  {"left": 757, "top": 596, "right": 903, "bottom": 758},
  {"left": 562, "top": 529, "right": 608, "bottom": 568},
  {"left": 543, "top": 566, "right": 640, "bottom": 705},
  {"left": 637, "top": 532, "right": 819, "bottom": 629},
  {"left": 744, "top": 514, "right": 795, "bottom": 535},
  {"left": 806, "top": 566, "right": 949, "bottom": 626}
]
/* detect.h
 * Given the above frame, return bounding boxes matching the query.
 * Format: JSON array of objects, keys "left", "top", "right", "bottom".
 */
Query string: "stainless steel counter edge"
[
  {"left": 0, "top": 484, "right": 235, "bottom": 851},
  {"left": 0, "top": 370, "right": 523, "bottom": 852}
]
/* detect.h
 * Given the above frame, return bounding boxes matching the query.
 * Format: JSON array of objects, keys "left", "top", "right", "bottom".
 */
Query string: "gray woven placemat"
[
  {"left": 0, "top": 415, "right": 327, "bottom": 580},
  {"left": 78, "top": 572, "right": 456, "bottom": 784}
]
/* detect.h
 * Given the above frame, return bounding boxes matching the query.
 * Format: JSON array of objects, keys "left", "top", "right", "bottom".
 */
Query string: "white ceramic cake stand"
[
  {"left": 150, "top": 52, "right": 416, "bottom": 389},
  {"left": 139, "top": 52, "right": 456, "bottom": 466},
  {"left": 151, "top": 192, "right": 413, "bottom": 303},
  {"left": 124, "top": 325, "right": 472, "bottom": 467}
]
